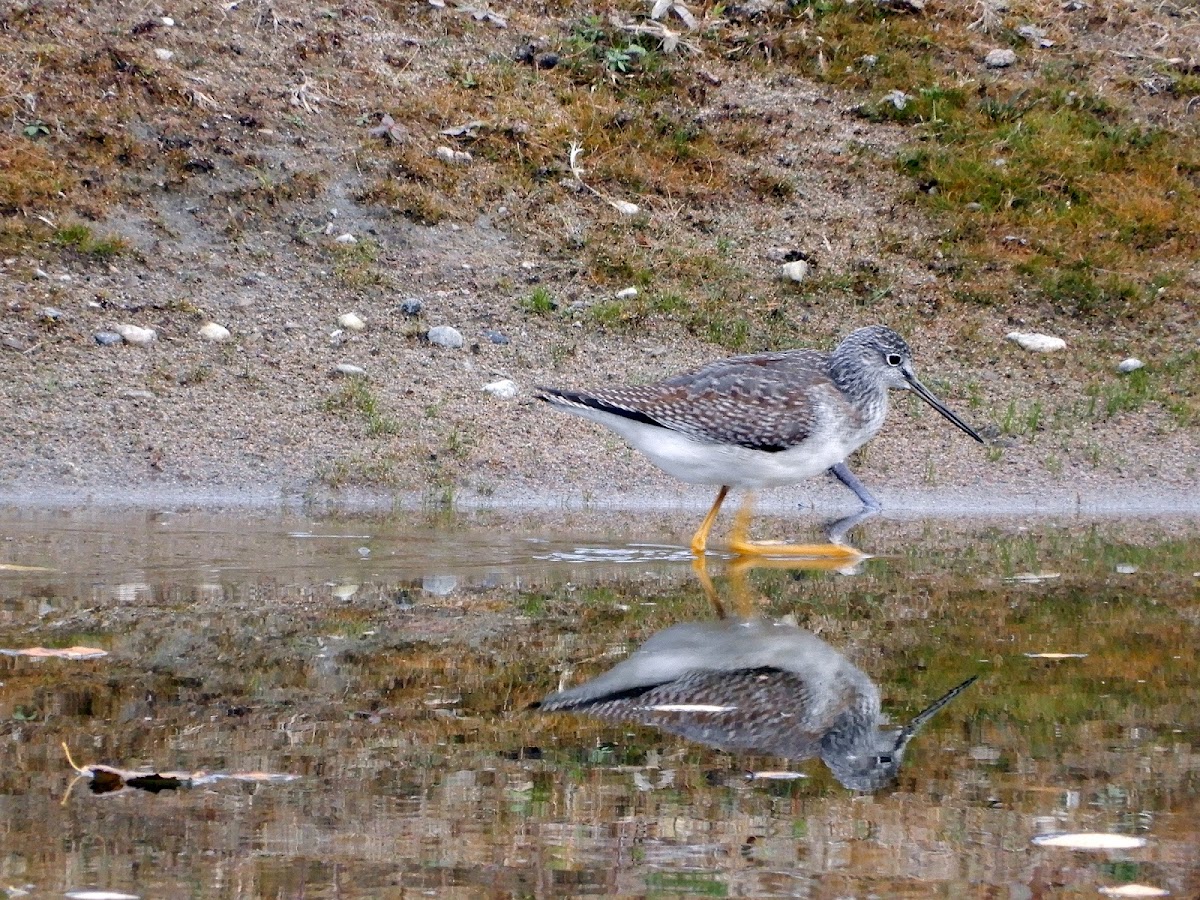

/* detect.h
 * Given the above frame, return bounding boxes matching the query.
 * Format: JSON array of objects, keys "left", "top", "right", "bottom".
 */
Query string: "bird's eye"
[{"left": 886, "top": 353, "right": 902, "bottom": 367}]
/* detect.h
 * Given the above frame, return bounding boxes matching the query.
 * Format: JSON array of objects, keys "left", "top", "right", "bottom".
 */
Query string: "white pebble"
[
  {"left": 616, "top": 287, "right": 638, "bottom": 300},
  {"left": 114, "top": 323, "right": 157, "bottom": 345},
  {"left": 1115, "top": 564, "right": 1138, "bottom": 575},
  {"left": 1006, "top": 331, "right": 1065, "bottom": 352},
  {"left": 161, "top": 16, "right": 175, "bottom": 26},
  {"left": 198, "top": 322, "right": 230, "bottom": 342},
  {"left": 610, "top": 200, "right": 640, "bottom": 216},
  {"left": 334, "top": 233, "right": 357, "bottom": 244},
  {"left": 985, "top": 48, "right": 1017, "bottom": 68},
  {"left": 1117, "top": 358, "right": 1143, "bottom": 374},
  {"left": 780, "top": 260, "right": 810, "bottom": 282},
  {"left": 482, "top": 378, "right": 518, "bottom": 400},
  {"left": 883, "top": 89, "right": 910, "bottom": 110},
  {"left": 154, "top": 48, "right": 174, "bottom": 61},
  {"left": 427, "top": 325, "right": 464, "bottom": 349},
  {"left": 337, "top": 312, "right": 366, "bottom": 332},
  {"left": 435, "top": 146, "right": 472, "bottom": 165},
  {"left": 335, "top": 363, "right": 367, "bottom": 377}
]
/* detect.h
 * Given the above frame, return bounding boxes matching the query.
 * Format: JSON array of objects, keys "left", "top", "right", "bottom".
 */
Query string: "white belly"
[{"left": 562, "top": 406, "right": 857, "bottom": 488}]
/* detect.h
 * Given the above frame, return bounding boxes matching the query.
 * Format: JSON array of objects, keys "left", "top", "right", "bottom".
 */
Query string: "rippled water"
[{"left": 0, "top": 507, "right": 1197, "bottom": 898}]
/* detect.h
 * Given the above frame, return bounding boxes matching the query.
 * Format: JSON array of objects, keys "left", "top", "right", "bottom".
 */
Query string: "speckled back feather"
[{"left": 539, "top": 349, "right": 842, "bottom": 452}]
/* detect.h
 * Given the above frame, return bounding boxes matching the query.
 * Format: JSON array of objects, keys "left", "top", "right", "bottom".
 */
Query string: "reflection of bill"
[{"left": 534, "top": 617, "right": 976, "bottom": 792}]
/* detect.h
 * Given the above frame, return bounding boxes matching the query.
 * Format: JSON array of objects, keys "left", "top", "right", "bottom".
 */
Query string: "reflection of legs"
[
  {"left": 690, "top": 485, "right": 729, "bottom": 557},
  {"left": 825, "top": 506, "right": 879, "bottom": 547},
  {"left": 690, "top": 556, "right": 726, "bottom": 619},
  {"left": 828, "top": 462, "right": 882, "bottom": 511},
  {"left": 728, "top": 493, "right": 865, "bottom": 560},
  {"left": 691, "top": 555, "right": 762, "bottom": 619}
]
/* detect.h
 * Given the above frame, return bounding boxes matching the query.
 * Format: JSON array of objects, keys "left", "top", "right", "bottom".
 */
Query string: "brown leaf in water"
[{"left": 62, "top": 743, "right": 299, "bottom": 796}]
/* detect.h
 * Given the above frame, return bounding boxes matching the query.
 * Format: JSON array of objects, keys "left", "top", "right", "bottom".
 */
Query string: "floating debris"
[
  {"left": 1006, "top": 331, "right": 1065, "bottom": 352},
  {"left": 63, "top": 743, "right": 298, "bottom": 797},
  {"left": 1098, "top": 885, "right": 1169, "bottom": 897},
  {"left": 1032, "top": 832, "right": 1147, "bottom": 850},
  {"left": 1, "top": 646, "right": 107, "bottom": 660},
  {"left": 1006, "top": 572, "right": 1061, "bottom": 583}
]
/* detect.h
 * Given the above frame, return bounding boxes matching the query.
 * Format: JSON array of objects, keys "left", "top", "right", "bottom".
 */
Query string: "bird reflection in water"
[{"left": 534, "top": 560, "right": 976, "bottom": 792}]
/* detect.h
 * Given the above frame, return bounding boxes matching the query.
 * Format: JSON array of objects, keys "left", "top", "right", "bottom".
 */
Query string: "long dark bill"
[
  {"left": 898, "top": 675, "right": 980, "bottom": 747},
  {"left": 904, "top": 373, "right": 985, "bottom": 443}
]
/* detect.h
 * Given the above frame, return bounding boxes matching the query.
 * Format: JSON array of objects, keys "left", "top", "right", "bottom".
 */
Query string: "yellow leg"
[
  {"left": 690, "top": 485, "right": 729, "bottom": 557},
  {"left": 727, "top": 494, "right": 866, "bottom": 560}
]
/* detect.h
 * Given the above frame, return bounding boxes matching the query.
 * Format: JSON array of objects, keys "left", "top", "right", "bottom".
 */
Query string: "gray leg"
[{"left": 828, "top": 462, "right": 882, "bottom": 511}]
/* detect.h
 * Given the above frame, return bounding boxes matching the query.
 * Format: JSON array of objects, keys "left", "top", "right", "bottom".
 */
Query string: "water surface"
[{"left": 0, "top": 507, "right": 1196, "bottom": 898}]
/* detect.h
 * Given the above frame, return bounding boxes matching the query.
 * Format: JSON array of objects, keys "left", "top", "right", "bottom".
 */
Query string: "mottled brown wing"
[{"left": 583, "top": 350, "right": 834, "bottom": 452}]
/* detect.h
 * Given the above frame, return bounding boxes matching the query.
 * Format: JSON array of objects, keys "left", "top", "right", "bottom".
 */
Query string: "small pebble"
[
  {"left": 335, "top": 233, "right": 357, "bottom": 245},
  {"left": 161, "top": 16, "right": 175, "bottom": 26},
  {"left": 357, "top": 547, "right": 370, "bottom": 559},
  {"left": 483, "top": 329, "right": 509, "bottom": 345},
  {"left": 1117, "top": 358, "right": 1143, "bottom": 374},
  {"left": 435, "top": 146, "right": 472, "bottom": 165},
  {"left": 399, "top": 298, "right": 423, "bottom": 316},
  {"left": 610, "top": 200, "right": 640, "bottom": 216},
  {"left": 335, "top": 363, "right": 367, "bottom": 377},
  {"left": 119, "top": 389, "right": 155, "bottom": 401},
  {"left": 780, "top": 260, "right": 810, "bottom": 282},
  {"left": 1115, "top": 564, "right": 1138, "bottom": 575},
  {"left": 198, "top": 322, "right": 231, "bottom": 342},
  {"left": 482, "top": 378, "right": 518, "bottom": 400},
  {"left": 338, "top": 312, "right": 366, "bottom": 332},
  {"left": 94, "top": 331, "right": 123, "bottom": 346},
  {"left": 616, "top": 287, "right": 638, "bottom": 300},
  {"left": 422, "top": 574, "right": 458, "bottom": 596},
  {"left": 985, "top": 48, "right": 1017, "bottom": 68},
  {"left": 883, "top": 89, "right": 910, "bottom": 111},
  {"left": 154, "top": 48, "right": 174, "bottom": 61},
  {"left": 41, "top": 306, "right": 64, "bottom": 320},
  {"left": 1006, "top": 331, "right": 1065, "bottom": 352},
  {"left": 114, "top": 323, "right": 157, "bottom": 345},
  {"left": 427, "top": 325, "right": 464, "bottom": 349},
  {"left": 34, "top": 268, "right": 50, "bottom": 280}
]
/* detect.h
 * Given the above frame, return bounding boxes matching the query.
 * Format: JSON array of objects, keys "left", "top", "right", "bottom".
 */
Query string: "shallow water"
[{"left": 0, "top": 507, "right": 1197, "bottom": 899}]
